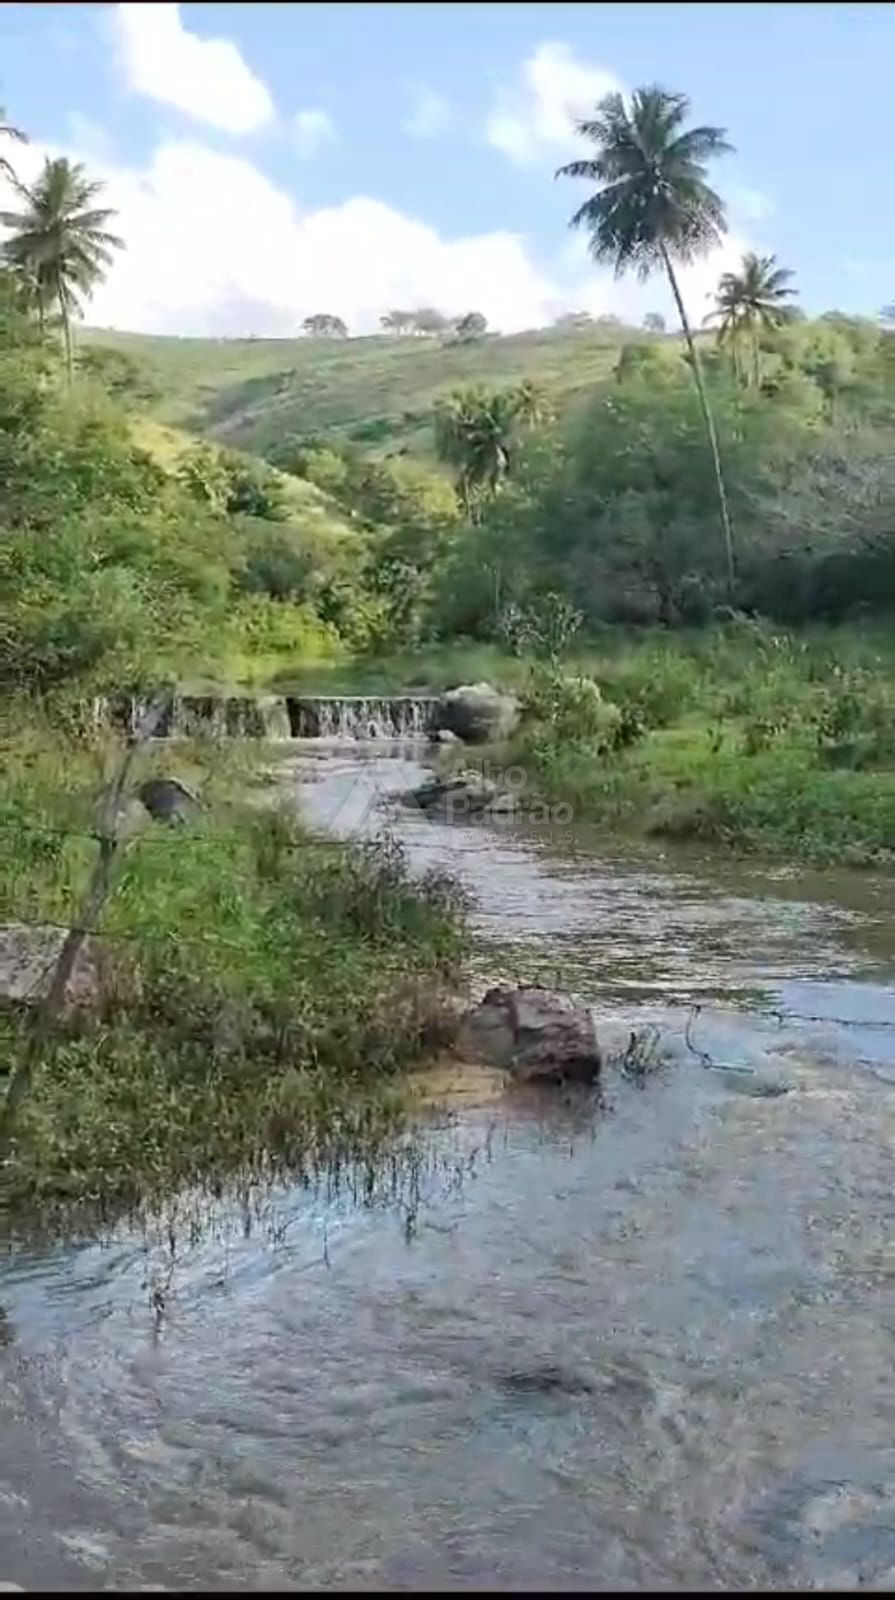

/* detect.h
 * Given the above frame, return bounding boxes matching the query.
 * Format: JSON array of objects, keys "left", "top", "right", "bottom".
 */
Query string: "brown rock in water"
[{"left": 455, "top": 986, "right": 601, "bottom": 1085}]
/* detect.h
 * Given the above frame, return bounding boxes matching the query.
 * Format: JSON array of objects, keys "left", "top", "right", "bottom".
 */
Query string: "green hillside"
[{"left": 82, "top": 322, "right": 644, "bottom": 458}]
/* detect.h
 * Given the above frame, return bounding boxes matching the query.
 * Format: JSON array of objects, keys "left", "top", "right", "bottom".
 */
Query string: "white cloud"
[
  {"left": 110, "top": 2, "right": 274, "bottom": 134},
  {"left": 294, "top": 108, "right": 336, "bottom": 158},
  {"left": 0, "top": 135, "right": 561, "bottom": 336},
  {"left": 403, "top": 86, "right": 452, "bottom": 140},
  {"left": 558, "top": 227, "right": 755, "bottom": 329},
  {"left": 0, "top": 130, "right": 755, "bottom": 340},
  {"left": 487, "top": 41, "right": 622, "bottom": 164}
]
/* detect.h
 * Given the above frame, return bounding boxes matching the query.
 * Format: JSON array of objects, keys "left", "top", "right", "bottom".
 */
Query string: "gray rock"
[
  {"left": 405, "top": 771, "right": 518, "bottom": 821},
  {"left": 436, "top": 683, "right": 519, "bottom": 744},
  {"left": 137, "top": 776, "right": 203, "bottom": 825},
  {"left": 0, "top": 924, "right": 102, "bottom": 1013},
  {"left": 431, "top": 728, "right": 462, "bottom": 745},
  {"left": 455, "top": 986, "right": 601, "bottom": 1084}
]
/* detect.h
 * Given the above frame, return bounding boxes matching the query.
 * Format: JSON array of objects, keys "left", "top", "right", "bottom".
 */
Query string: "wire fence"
[
  {"left": 3, "top": 807, "right": 895, "bottom": 1029},
  {"left": 0, "top": 808, "right": 457, "bottom": 974},
  {"left": 0, "top": 813, "right": 346, "bottom": 852}
]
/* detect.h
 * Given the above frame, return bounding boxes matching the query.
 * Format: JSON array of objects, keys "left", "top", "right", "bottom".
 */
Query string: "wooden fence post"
[{"left": 0, "top": 695, "right": 171, "bottom": 1151}]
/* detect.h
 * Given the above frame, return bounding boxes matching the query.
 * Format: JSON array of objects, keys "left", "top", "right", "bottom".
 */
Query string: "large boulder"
[
  {"left": 455, "top": 986, "right": 601, "bottom": 1085},
  {"left": 137, "top": 776, "right": 203, "bottom": 826},
  {"left": 436, "top": 683, "right": 519, "bottom": 744},
  {"left": 0, "top": 923, "right": 103, "bottom": 1014}
]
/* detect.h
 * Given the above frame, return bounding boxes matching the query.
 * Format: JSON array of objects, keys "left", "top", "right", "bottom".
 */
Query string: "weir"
[{"left": 91, "top": 693, "right": 441, "bottom": 741}]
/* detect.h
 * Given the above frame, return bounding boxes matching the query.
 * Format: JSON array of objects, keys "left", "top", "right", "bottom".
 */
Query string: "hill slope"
[{"left": 83, "top": 323, "right": 646, "bottom": 459}]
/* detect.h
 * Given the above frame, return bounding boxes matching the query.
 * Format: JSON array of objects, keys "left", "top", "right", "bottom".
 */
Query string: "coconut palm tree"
[
  {"left": 4, "top": 257, "right": 46, "bottom": 327},
  {"left": 1, "top": 157, "right": 123, "bottom": 379},
  {"left": 556, "top": 84, "right": 737, "bottom": 593},
  {"left": 434, "top": 387, "right": 517, "bottom": 518},
  {"left": 705, "top": 251, "right": 797, "bottom": 387},
  {"left": 703, "top": 269, "right": 747, "bottom": 383},
  {"left": 0, "top": 105, "right": 27, "bottom": 187}
]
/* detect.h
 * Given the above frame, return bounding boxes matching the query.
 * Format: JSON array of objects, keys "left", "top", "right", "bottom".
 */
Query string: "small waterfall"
[
  {"left": 88, "top": 694, "right": 439, "bottom": 741},
  {"left": 286, "top": 696, "right": 439, "bottom": 739}
]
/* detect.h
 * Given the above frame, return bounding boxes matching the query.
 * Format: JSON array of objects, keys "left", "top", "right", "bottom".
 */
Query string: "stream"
[{"left": 1, "top": 740, "right": 894, "bottom": 1590}]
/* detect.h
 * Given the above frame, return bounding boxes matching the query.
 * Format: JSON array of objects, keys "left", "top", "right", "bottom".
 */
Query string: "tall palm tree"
[
  {"left": 1, "top": 157, "right": 123, "bottom": 378},
  {"left": 0, "top": 104, "right": 27, "bottom": 187},
  {"left": 705, "top": 251, "right": 797, "bottom": 387},
  {"left": 556, "top": 85, "right": 737, "bottom": 593}
]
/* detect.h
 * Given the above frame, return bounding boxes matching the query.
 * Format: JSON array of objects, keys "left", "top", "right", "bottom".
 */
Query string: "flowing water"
[{"left": 2, "top": 741, "right": 894, "bottom": 1590}]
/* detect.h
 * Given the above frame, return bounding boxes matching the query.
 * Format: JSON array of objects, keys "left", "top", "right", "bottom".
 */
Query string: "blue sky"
[{"left": 1, "top": 2, "right": 891, "bottom": 335}]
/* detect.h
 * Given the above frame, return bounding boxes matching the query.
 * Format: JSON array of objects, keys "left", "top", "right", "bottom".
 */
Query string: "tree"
[
  {"left": 556, "top": 84, "right": 737, "bottom": 594},
  {"left": 411, "top": 306, "right": 448, "bottom": 336},
  {"left": 513, "top": 378, "right": 555, "bottom": 429},
  {"left": 615, "top": 340, "right": 680, "bottom": 385},
  {"left": 454, "top": 310, "right": 487, "bottom": 341},
  {"left": 643, "top": 311, "right": 666, "bottom": 332},
  {"left": 302, "top": 313, "right": 347, "bottom": 337},
  {"left": 1, "top": 157, "right": 123, "bottom": 379},
  {"left": 434, "top": 387, "right": 517, "bottom": 517},
  {"left": 0, "top": 104, "right": 27, "bottom": 187},
  {"left": 380, "top": 309, "right": 415, "bottom": 335},
  {"left": 705, "top": 251, "right": 797, "bottom": 387}
]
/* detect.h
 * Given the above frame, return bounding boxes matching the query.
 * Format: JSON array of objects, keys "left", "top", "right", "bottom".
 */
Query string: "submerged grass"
[{"left": 0, "top": 717, "right": 470, "bottom": 1231}]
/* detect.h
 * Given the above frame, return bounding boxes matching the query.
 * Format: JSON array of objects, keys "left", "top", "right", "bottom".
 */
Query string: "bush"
[{"left": 522, "top": 666, "right": 619, "bottom": 743}]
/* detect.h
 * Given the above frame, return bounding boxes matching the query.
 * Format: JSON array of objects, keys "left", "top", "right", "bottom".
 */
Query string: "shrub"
[{"left": 522, "top": 666, "right": 619, "bottom": 743}]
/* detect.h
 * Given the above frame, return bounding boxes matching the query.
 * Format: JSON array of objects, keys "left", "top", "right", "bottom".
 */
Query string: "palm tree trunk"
[
  {"left": 660, "top": 243, "right": 736, "bottom": 597},
  {"left": 58, "top": 286, "right": 73, "bottom": 383},
  {"left": 459, "top": 474, "right": 471, "bottom": 522},
  {"left": 752, "top": 331, "right": 760, "bottom": 390}
]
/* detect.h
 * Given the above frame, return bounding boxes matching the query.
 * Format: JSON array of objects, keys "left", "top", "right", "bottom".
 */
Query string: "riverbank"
[
  {"left": 0, "top": 722, "right": 469, "bottom": 1231},
  {"left": 3, "top": 738, "right": 895, "bottom": 1591},
  {"left": 322, "top": 622, "right": 895, "bottom": 867}
]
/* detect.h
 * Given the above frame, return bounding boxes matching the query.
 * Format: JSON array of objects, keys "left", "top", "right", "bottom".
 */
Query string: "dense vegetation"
[
  {"left": 1, "top": 722, "right": 467, "bottom": 1225},
  {"left": 2, "top": 81, "right": 895, "bottom": 1217},
  {"left": 0, "top": 129, "right": 470, "bottom": 1224}
]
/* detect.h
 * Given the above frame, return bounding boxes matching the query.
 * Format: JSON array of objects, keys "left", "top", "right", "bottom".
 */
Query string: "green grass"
[
  {"left": 525, "top": 722, "right": 895, "bottom": 866},
  {"left": 502, "top": 624, "right": 895, "bottom": 867},
  {"left": 83, "top": 322, "right": 641, "bottom": 459},
  {"left": 0, "top": 722, "right": 469, "bottom": 1230}
]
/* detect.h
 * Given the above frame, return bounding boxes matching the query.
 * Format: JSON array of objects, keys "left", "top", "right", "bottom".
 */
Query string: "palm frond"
[{"left": 556, "top": 83, "right": 732, "bottom": 283}]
